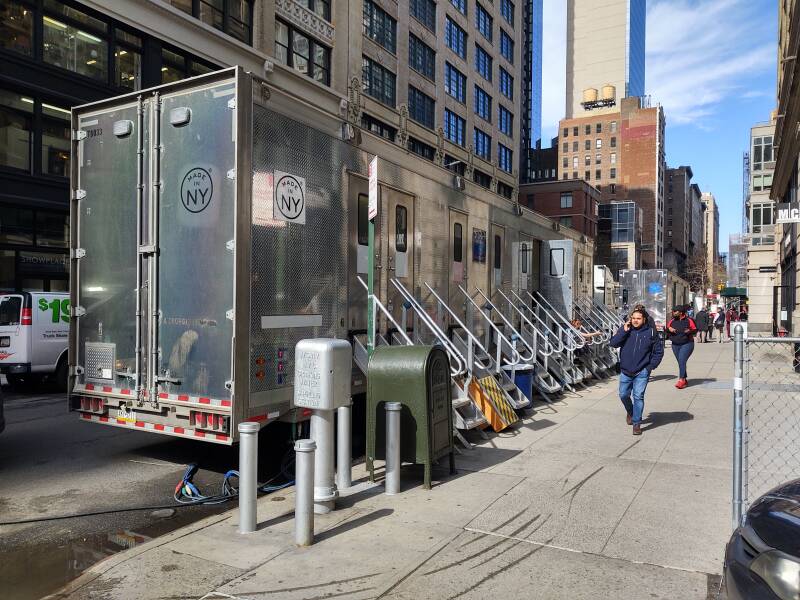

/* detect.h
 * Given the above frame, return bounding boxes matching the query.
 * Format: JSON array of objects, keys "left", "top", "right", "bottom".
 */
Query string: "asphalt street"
[{"left": 0, "top": 381, "right": 293, "bottom": 600}]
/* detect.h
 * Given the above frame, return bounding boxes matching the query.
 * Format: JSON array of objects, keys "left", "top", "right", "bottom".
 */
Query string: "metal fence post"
[
  {"left": 732, "top": 324, "right": 745, "bottom": 529},
  {"left": 294, "top": 439, "right": 316, "bottom": 546},
  {"left": 336, "top": 402, "right": 352, "bottom": 489},
  {"left": 385, "top": 402, "right": 402, "bottom": 495},
  {"left": 238, "top": 422, "right": 260, "bottom": 534}
]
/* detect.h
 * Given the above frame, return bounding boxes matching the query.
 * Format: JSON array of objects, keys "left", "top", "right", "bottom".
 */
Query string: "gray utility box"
[{"left": 68, "top": 67, "right": 363, "bottom": 444}]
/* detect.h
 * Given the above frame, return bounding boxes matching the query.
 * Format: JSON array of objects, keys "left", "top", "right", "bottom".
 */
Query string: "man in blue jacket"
[{"left": 609, "top": 307, "right": 664, "bottom": 435}]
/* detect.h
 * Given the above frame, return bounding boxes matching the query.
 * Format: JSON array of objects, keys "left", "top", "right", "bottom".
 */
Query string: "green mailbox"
[{"left": 366, "top": 345, "right": 455, "bottom": 489}]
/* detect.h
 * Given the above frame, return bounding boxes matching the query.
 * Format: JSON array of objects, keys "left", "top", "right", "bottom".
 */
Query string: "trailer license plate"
[{"left": 0, "top": 337, "right": 8, "bottom": 347}]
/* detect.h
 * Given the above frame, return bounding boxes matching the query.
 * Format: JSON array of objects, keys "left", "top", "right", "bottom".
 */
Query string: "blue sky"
[{"left": 541, "top": 0, "right": 778, "bottom": 252}]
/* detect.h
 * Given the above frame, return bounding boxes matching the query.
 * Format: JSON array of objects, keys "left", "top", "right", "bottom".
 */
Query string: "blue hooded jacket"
[{"left": 610, "top": 322, "right": 664, "bottom": 376}]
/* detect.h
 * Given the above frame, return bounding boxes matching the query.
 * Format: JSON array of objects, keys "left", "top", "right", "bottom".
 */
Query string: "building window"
[
  {"left": 453, "top": 222, "right": 463, "bottom": 262},
  {"left": 445, "top": 153, "right": 465, "bottom": 174},
  {"left": 445, "top": 17, "right": 466, "bottom": 59},
  {"left": 395, "top": 205, "right": 408, "bottom": 251},
  {"left": 474, "top": 169, "right": 491, "bottom": 189},
  {"left": 41, "top": 102, "right": 70, "bottom": 176},
  {"left": 559, "top": 216, "right": 572, "bottom": 228},
  {"left": 498, "top": 143, "right": 512, "bottom": 173},
  {"left": 563, "top": 127, "right": 568, "bottom": 137},
  {"left": 572, "top": 127, "right": 578, "bottom": 136},
  {"left": 408, "top": 86, "right": 435, "bottom": 128},
  {"left": 474, "top": 85, "right": 492, "bottom": 122},
  {"left": 562, "top": 142, "right": 568, "bottom": 153},
  {"left": 362, "top": 55, "right": 396, "bottom": 106},
  {"left": 500, "top": 30, "right": 513, "bottom": 63},
  {"left": 596, "top": 138, "right": 602, "bottom": 149},
  {"left": 497, "top": 181, "right": 513, "bottom": 198},
  {"left": 610, "top": 168, "right": 616, "bottom": 179},
  {"left": 562, "top": 157, "right": 568, "bottom": 168},
  {"left": 498, "top": 106, "right": 513, "bottom": 136},
  {"left": 595, "top": 152, "right": 601, "bottom": 165},
  {"left": 572, "top": 141, "right": 578, "bottom": 152},
  {"left": 43, "top": 5, "right": 108, "bottom": 81},
  {"left": 444, "top": 62, "right": 466, "bottom": 102},
  {"left": 167, "top": 0, "right": 254, "bottom": 43},
  {"left": 444, "top": 109, "right": 466, "bottom": 146},
  {"left": 408, "top": 136, "right": 435, "bottom": 161},
  {"left": 360, "top": 113, "right": 397, "bottom": 141},
  {"left": 610, "top": 152, "right": 616, "bottom": 164},
  {"left": 572, "top": 156, "right": 578, "bottom": 169},
  {"left": 595, "top": 169, "right": 601, "bottom": 180},
  {"left": 276, "top": 21, "right": 331, "bottom": 85},
  {"left": 501, "top": 0, "right": 514, "bottom": 25},
  {"left": 474, "top": 128, "right": 491, "bottom": 160},
  {"left": 610, "top": 183, "right": 616, "bottom": 194},
  {"left": 450, "top": 0, "right": 466, "bottom": 15},
  {"left": 610, "top": 120, "right": 617, "bottom": 133},
  {"left": 363, "top": 0, "right": 397, "bottom": 53},
  {"left": 584, "top": 155, "right": 590, "bottom": 166},
  {"left": 584, "top": 170, "right": 590, "bottom": 181},
  {"left": 560, "top": 193, "right": 572, "bottom": 208},
  {"left": 409, "top": 34, "right": 435, "bottom": 79},
  {"left": 2, "top": 0, "right": 33, "bottom": 56},
  {"left": 596, "top": 123, "right": 602, "bottom": 133},
  {"left": 562, "top": 173, "right": 567, "bottom": 180},
  {"left": 584, "top": 139, "right": 590, "bottom": 150},
  {"left": 572, "top": 171, "right": 578, "bottom": 179},
  {"left": 610, "top": 136, "right": 617, "bottom": 147},
  {"left": 410, "top": 0, "right": 436, "bottom": 31},
  {"left": 0, "top": 88, "right": 33, "bottom": 172},
  {"left": 499, "top": 67, "right": 513, "bottom": 99},
  {"left": 752, "top": 135, "right": 774, "bottom": 171},
  {"left": 584, "top": 125, "right": 590, "bottom": 135},
  {"left": 476, "top": 3, "right": 492, "bottom": 41},
  {"left": 475, "top": 45, "right": 492, "bottom": 81},
  {"left": 114, "top": 30, "right": 142, "bottom": 91}
]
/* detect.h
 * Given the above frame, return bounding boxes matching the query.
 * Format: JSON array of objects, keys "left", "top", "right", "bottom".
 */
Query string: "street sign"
[
  {"left": 777, "top": 202, "right": 800, "bottom": 224},
  {"left": 368, "top": 156, "right": 378, "bottom": 221}
]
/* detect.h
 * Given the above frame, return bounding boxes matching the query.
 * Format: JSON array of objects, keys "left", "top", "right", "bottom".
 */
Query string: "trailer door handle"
[{"left": 156, "top": 376, "right": 182, "bottom": 385}]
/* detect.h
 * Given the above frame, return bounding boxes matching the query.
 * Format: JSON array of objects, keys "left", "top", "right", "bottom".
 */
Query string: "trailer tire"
[
  {"left": 55, "top": 358, "right": 68, "bottom": 391},
  {"left": 6, "top": 374, "right": 25, "bottom": 389}
]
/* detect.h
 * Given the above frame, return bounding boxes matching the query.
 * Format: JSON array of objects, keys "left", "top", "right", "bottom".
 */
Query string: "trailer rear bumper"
[{"left": 79, "top": 411, "right": 236, "bottom": 445}]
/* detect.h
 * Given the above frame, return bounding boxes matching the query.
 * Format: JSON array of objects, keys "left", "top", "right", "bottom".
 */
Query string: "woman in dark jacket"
[
  {"left": 610, "top": 307, "right": 664, "bottom": 435},
  {"left": 667, "top": 306, "right": 697, "bottom": 389},
  {"left": 694, "top": 308, "right": 709, "bottom": 343}
]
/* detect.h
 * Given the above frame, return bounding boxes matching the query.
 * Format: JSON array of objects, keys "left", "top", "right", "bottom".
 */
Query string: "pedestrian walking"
[
  {"left": 609, "top": 307, "right": 664, "bottom": 436},
  {"left": 667, "top": 306, "right": 697, "bottom": 388},
  {"left": 695, "top": 307, "right": 709, "bottom": 343},
  {"left": 714, "top": 308, "right": 726, "bottom": 342},
  {"left": 725, "top": 305, "right": 739, "bottom": 340}
]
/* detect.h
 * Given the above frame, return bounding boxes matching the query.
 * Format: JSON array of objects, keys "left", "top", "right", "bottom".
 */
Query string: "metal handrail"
[
  {"left": 526, "top": 291, "right": 587, "bottom": 349},
  {"left": 420, "top": 282, "right": 495, "bottom": 371},
  {"left": 471, "top": 287, "right": 536, "bottom": 362},
  {"left": 505, "top": 289, "right": 562, "bottom": 354},
  {"left": 356, "top": 276, "right": 413, "bottom": 346},
  {"left": 458, "top": 285, "right": 522, "bottom": 368},
  {"left": 387, "top": 278, "right": 466, "bottom": 377},
  {"left": 573, "top": 297, "right": 611, "bottom": 343}
]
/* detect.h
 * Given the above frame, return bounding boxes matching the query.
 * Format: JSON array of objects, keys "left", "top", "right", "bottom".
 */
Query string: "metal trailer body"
[
  {"left": 619, "top": 269, "right": 691, "bottom": 330},
  {"left": 592, "top": 265, "right": 615, "bottom": 307},
  {"left": 69, "top": 68, "right": 593, "bottom": 444}
]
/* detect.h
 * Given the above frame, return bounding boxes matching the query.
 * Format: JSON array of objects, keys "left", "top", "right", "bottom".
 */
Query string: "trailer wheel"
[
  {"left": 5, "top": 374, "right": 24, "bottom": 389},
  {"left": 55, "top": 358, "right": 68, "bottom": 391}
]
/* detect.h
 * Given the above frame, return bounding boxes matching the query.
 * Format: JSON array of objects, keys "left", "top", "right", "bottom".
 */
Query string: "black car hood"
[{"left": 749, "top": 479, "right": 800, "bottom": 555}]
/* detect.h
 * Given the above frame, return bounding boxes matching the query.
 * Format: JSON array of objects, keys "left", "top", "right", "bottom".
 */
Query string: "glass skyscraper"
[{"left": 626, "top": 0, "right": 646, "bottom": 98}]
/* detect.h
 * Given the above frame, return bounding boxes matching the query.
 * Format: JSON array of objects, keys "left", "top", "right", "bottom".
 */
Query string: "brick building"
[
  {"left": 519, "top": 179, "right": 599, "bottom": 238},
  {"left": 558, "top": 96, "right": 666, "bottom": 267}
]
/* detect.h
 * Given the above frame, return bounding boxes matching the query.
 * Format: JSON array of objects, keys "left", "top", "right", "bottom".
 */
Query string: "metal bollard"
[
  {"left": 238, "top": 422, "right": 260, "bottom": 534},
  {"left": 336, "top": 403, "right": 352, "bottom": 490},
  {"left": 385, "top": 402, "right": 402, "bottom": 495},
  {"left": 310, "top": 411, "right": 337, "bottom": 514},
  {"left": 732, "top": 324, "right": 745, "bottom": 529},
  {"left": 294, "top": 439, "right": 316, "bottom": 546}
]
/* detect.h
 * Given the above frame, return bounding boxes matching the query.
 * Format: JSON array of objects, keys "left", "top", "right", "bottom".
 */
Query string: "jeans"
[
  {"left": 672, "top": 341, "right": 694, "bottom": 379},
  {"left": 619, "top": 369, "right": 649, "bottom": 425}
]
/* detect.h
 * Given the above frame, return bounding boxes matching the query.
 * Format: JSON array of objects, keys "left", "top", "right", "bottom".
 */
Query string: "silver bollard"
[
  {"left": 336, "top": 403, "right": 352, "bottom": 489},
  {"left": 385, "top": 402, "right": 402, "bottom": 495},
  {"left": 310, "top": 411, "right": 337, "bottom": 514},
  {"left": 238, "top": 422, "right": 260, "bottom": 534},
  {"left": 294, "top": 439, "right": 316, "bottom": 546}
]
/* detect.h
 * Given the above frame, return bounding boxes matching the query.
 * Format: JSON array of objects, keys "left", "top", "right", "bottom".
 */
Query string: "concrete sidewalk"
[{"left": 50, "top": 340, "right": 733, "bottom": 600}]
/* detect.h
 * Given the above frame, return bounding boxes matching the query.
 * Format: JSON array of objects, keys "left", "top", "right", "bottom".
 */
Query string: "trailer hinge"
[
  {"left": 71, "top": 306, "right": 86, "bottom": 317},
  {"left": 226, "top": 309, "right": 234, "bottom": 321},
  {"left": 73, "top": 130, "right": 87, "bottom": 141},
  {"left": 224, "top": 380, "right": 233, "bottom": 391},
  {"left": 72, "top": 189, "right": 86, "bottom": 200},
  {"left": 138, "top": 244, "right": 157, "bottom": 255},
  {"left": 69, "top": 365, "right": 85, "bottom": 377},
  {"left": 226, "top": 239, "right": 235, "bottom": 251},
  {"left": 71, "top": 247, "right": 86, "bottom": 259},
  {"left": 227, "top": 169, "right": 236, "bottom": 181},
  {"left": 227, "top": 98, "right": 237, "bottom": 110}
]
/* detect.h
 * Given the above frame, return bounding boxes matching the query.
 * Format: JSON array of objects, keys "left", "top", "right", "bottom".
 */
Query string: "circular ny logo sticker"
[
  {"left": 181, "top": 168, "right": 213, "bottom": 213},
  {"left": 274, "top": 174, "right": 305, "bottom": 220}
]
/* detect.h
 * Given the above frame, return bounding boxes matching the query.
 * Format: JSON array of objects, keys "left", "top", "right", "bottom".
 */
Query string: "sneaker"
[
  {"left": 632, "top": 424, "right": 642, "bottom": 436},
  {"left": 626, "top": 413, "right": 633, "bottom": 426},
  {"left": 676, "top": 378, "right": 688, "bottom": 389}
]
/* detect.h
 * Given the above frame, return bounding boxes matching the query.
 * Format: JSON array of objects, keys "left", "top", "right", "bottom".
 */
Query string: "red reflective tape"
[
  {"left": 99, "top": 416, "right": 109, "bottom": 423},
  {"left": 173, "top": 427, "right": 185, "bottom": 434},
  {"left": 85, "top": 384, "right": 95, "bottom": 391},
  {"left": 154, "top": 424, "right": 165, "bottom": 431},
  {"left": 177, "top": 395, "right": 189, "bottom": 401},
  {"left": 116, "top": 418, "right": 127, "bottom": 425},
  {"left": 121, "top": 389, "right": 131, "bottom": 395},
  {"left": 103, "top": 386, "right": 113, "bottom": 393},
  {"left": 221, "top": 400, "right": 231, "bottom": 407},
  {"left": 215, "top": 434, "right": 228, "bottom": 441},
  {"left": 194, "top": 431, "right": 206, "bottom": 438},
  {"left": 246, "top": 414, "right": 268, "bottom": 422},
  {"left": 199, "top": 397, "right": 211, "bottom": 404},
  {"left": 81, "top": 413, "right": 91, "bottom": 420},
  {"left": 158, "top": 393, "right": 169, "bottom": 399},
  {"left": 135, "top": 421, "right": 145, "bottom": 428}
]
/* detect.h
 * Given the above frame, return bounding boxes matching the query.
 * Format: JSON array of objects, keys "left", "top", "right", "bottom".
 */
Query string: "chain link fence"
[{"left": 733, "top": 327, "right": 800, "bottom": 527}]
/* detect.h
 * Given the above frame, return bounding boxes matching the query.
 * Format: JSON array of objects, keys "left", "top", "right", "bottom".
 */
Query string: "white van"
[{"left": 0, "top": 292, "right": 69, "bottom": 388}]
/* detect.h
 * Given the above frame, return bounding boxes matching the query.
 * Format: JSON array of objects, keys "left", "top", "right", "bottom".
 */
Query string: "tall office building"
[
  {"left": 520, "top": 0, "right": 543, "bottom": 181},
  {"left": 702, "top": 192, "right": 720, "bottom": 287},
  {"left": 565, "top": 0, "right": 646, "bottom": 119},
  {"left": 664, "top": 166, "right": 694, "bottom": 275}
]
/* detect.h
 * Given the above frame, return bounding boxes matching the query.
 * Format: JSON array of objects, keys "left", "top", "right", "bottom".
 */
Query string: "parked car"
[
  {"left": 723, "top": 478, "right": 800, "bottom": 600},
  {"left": 0, "top": 292, "right": 69, "bottom": 389}
]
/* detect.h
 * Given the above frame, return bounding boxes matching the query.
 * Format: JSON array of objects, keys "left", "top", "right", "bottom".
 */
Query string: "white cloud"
[{"left": 540, "top": 0, "right": 776, "bottom": 136}]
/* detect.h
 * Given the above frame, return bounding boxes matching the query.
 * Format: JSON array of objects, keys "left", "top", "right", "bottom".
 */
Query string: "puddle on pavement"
[{"left": 0, "top": 503, "right": 230, "bottom": 600}]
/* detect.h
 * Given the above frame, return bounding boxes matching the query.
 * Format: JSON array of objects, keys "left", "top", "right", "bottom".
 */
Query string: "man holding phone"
[{"left": 610, "top": 307, "right": 664, "bottom": 435}]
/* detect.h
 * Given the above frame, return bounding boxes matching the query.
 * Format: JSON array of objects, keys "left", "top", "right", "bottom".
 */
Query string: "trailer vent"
[
  {"left": 113, "top": 120, "right": 133, "bottom": 138},
  {"left": 169, "top": 107, "right": 192, "bottom": 127}
]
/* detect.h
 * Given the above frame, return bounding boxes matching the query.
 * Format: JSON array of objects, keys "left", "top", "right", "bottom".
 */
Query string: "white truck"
[{"left": 0, "top": 292, "right": 70, "bottom": 388}]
